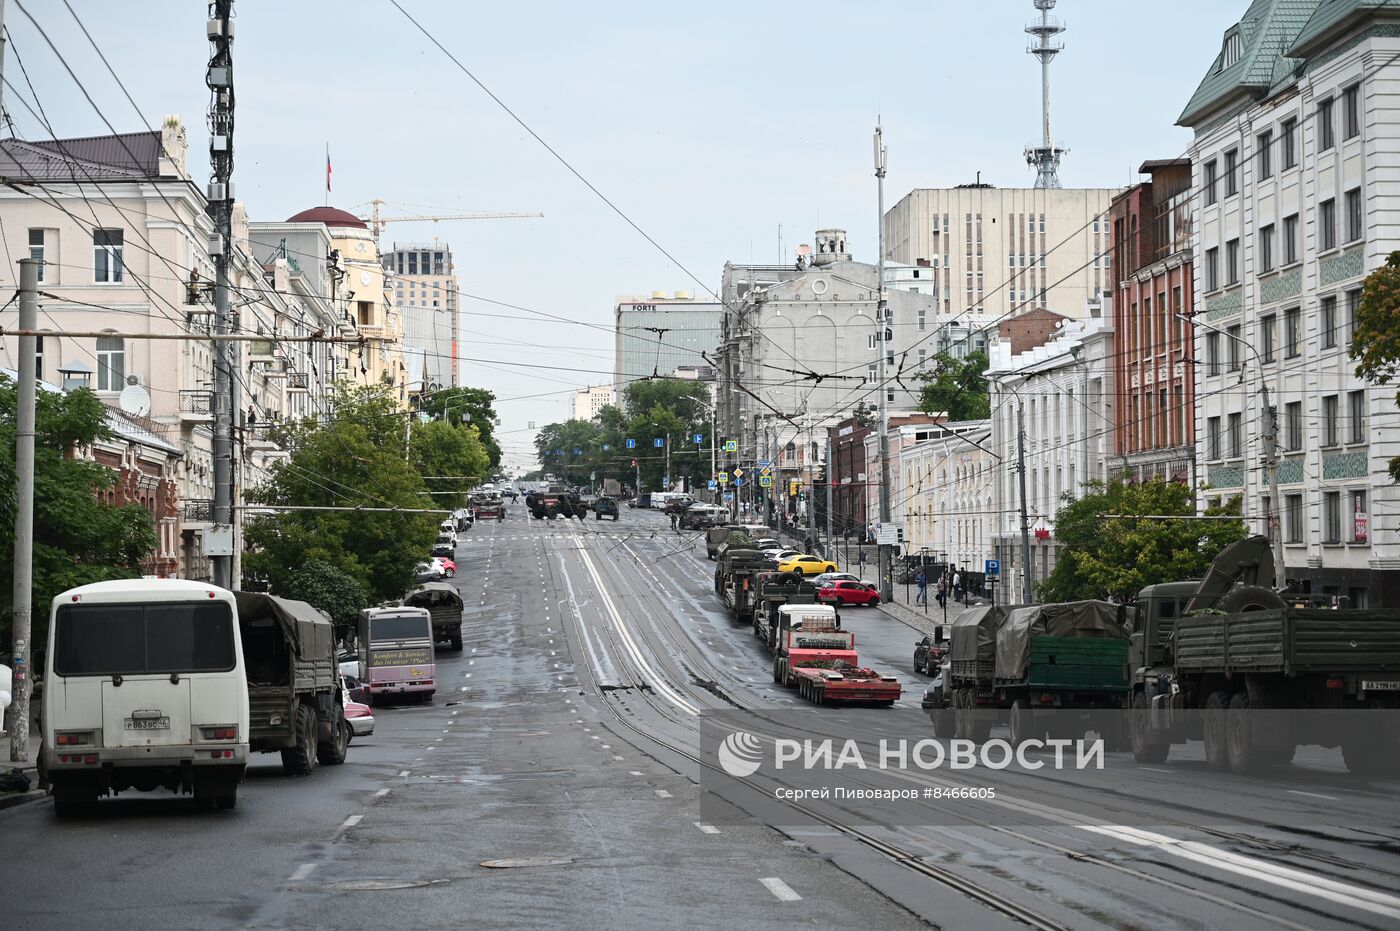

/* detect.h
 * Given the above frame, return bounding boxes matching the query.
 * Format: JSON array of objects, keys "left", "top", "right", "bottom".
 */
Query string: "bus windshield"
[
  {"left": 54, "top": 602, "right": 236, "bottom": 676},
  {"left": 370, "top": 614, "right": 431, "bottom": 643}
]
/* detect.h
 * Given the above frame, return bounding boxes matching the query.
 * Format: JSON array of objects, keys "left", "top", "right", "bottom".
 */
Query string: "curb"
[{"left": 0, "top": 789, "right": 44, "bottom": 811}]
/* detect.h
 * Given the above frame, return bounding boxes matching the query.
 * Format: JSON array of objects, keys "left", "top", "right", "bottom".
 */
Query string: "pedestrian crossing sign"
[
  {"left": 724, "top": 440, "right": 737, "bottom": 452},
  {"left": 717, "top": 472, "right": 729, "bottom": 484},
  {"left": 758, "top": 475, "right": 772, "bottom": 487}
]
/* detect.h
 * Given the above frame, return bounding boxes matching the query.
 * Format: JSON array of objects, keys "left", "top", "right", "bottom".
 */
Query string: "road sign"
[
  {"left": 723, "top": 493, "right": 734, "bottom": 502},
  {"left": 572, "top": 448, "right": 581, "bottom": 455},
  {"left": 625, "top": 438, "right": 636, "bottom": 449},
  {"left": 758, "top": 475, "right": 772, "bottom": 487},
  {"left": 717, "top": 472, "right": 728, "bottom": 484},
  {"left": 985, "top": 559, "right": 1001, "bottom": 579},
  {"left": 724, "top": 440, "right": 737, "bottom": 452},
  {"left": 653, "top": 438, "right": 663, "bottom": 448},
  {"left": 693, "top": 433, "right": 704, "bottom": 444},
  {"left": 876, "top": 524, "right": 899, "bottom": 546},
  {"left": 760, "top": 466, "right": 772, "bottom": 476},
  {"left": 733, "top": 477, "right": 745, "bottom": 487},
  {"left": 602, "top": 444, "right": 610, "bottom": 451},
  {"left": 732, "top": 467, "right": 744, "bottom": 478},
  {"left": 707, "top": 480, "right": 717, "bottom": 490},
  {"left": 757, "top": 460, "right": 770, "bottom": 469}
]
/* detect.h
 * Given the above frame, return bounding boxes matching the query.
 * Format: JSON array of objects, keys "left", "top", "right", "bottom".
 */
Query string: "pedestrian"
[
  {"left": 915, "top": 569, "right": 927, "bottom": 606},
  {"left": 858, "top": 548, "right": 867, "bottom": 576},
  {"left": 952, "top": 568, "right": 962, "bottom": 604},
  {"left": 669, "top": 510, "right": 679, "bottom": 530},
  {"left": 936, "top": 573, "right": 947, "bottom": 608}
]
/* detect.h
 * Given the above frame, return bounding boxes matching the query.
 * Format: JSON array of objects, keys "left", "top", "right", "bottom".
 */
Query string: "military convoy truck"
[
  {"left": 713, "top": 534, "right": 776, "bottom": 622},
  {"left": 525, "top": 487, "right": 584, "bottom": 520},
  {"left": 751, "top": 571, "right": 826, "bottom": 651},
  {"left": 1127, "top": 535, "right": 1400, "bottom": 775},
  {"left": 706, "top": 523, "right": 767, "bottom": 559},
  {"left": 402, "top": 582, "right": 465, "bottom": 651},
  {"left": 236, "top": 592, "right": 347, "bottom": 776}
]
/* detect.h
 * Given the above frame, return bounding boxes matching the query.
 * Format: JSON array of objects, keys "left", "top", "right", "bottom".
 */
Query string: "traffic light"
[
  {"left": 631, "top": 458, "right": 637, "bottom": 467},
  {"left": 788, "top": 479, "right": 800, "bottom": 497}
]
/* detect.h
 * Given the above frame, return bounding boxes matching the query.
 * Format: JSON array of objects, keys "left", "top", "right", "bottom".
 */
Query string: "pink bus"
[{"left": 356, "top": 606, "right": 436, "bottom": 703}]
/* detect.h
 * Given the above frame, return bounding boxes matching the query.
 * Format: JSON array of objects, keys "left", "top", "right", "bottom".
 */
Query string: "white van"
[{"left": 42, "top": 579, "right": 250, "bottom": 815}]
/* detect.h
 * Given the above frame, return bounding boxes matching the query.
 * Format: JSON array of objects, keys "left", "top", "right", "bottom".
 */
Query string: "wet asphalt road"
[{"left": 3, "top": 504, "right": 1399, "bottom": 930}]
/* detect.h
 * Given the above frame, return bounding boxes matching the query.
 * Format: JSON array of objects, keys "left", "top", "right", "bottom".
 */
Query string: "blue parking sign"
[{"left": 985, "top": 558, "right": 1001, "bottom": 579}]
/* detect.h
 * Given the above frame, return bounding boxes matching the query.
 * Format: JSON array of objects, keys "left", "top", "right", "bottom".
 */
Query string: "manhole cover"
[
  {"left": 327, "top": 879, "right": 445, "bottom": 891},
  {"left": 480, "top": 857, "right": 574, "bottom": 869}
]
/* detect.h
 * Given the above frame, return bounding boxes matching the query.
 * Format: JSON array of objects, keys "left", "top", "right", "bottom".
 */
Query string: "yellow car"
[{"left": 777, "top": 554, "right": 839, "bottom": 576}]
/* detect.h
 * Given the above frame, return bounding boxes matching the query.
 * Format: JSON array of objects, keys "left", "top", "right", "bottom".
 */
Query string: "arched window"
[{"left": 96, "top": 333, "right": 124, "bottom": 391}]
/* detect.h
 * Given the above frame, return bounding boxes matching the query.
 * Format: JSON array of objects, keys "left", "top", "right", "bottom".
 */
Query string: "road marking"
[
  {"left": 287, "top": 863, "right": 318, "bottom": 882},
  {"left": 613, "top": 755, "right": 624, "bottom": 760},
  {"left": 340, "top": 814, "right": 363, "bottom": 830},
  {"left": 630, "top": 770, "right": 644, "bottom": 776},
  {"left": 590, "top": 735, "right": 600, "bottom": 741},
  {"left": 1139, "top": 767, "right": 1173, "bottom": 773},
  {"left": 398, "top": 770, "right": 410, "bottom": 777},
  {"left": 1287, "top": 789, "right": 1340, "bottom": 801},
  {"left": 693, "top": 822, "right": 721, "bottom": 835},
  {"left": 374, "top": 788, "right": 390, "bottom": 798},
  {"left": 759, "top": 877, "right": 801, "bottom": 901},
  {"left": 464, "top": 673, "right": 471, "bottom": 678},
  {"left": 654, "top": 789, "right": 672, "bottom": 798},
  {"left": 468, "top": 659, "right": 474, "bottom": 665},
  {"left": 601, "top": 744, "right": 611, "bottom": 749}
]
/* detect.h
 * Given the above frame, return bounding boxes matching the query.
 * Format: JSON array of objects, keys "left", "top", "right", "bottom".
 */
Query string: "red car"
[{"left": 818, "top": 580, "right": 881, "bottom": 606}]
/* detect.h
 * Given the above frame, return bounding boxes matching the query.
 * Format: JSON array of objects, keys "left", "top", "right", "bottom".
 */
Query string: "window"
[
  {"left": 1349, "top": 389, "right": 1366, "bottom": 443},
  {"left": 1347, "top": 288, "right": 1362, "bottom": 343},
  {"left": 1261, "top": 314, "right": 1276, "bottom": 361},
  {"left": 1346, "top": 188, "right": 1363, "bottom": 242},
  {"left": 867, "top": 364, "right": 878, "bottom": 384},
  {"left": 917, "top": 349, "right": 926, "bottom": 370},
  {"left": 917, "top": 310, "right": 926, "bottom": 331},
  {"left": 1285, "top": 307, "right": 1301, "bottom": 357},
  {"left": 95, "top": 334, "right": 125, "bottom": 391},
  {"left": 1226, "top": 238, "right": 1239, "bottom": 285},
  {"left": 35, "top": 334, "right": 43, "bottom": 382},
  {"left": 1205, "top": 331, "right": 1221, "bottom": 376},
  {"left": 1285, "top": 494, "right": 1304, "bottom": 543},
  {"left": 1323, "top": 394, "right": 1339, "bottom": 446},
  {"left": 1205, "top": 247, "right": 1219, "bottom": 290},
  {"left": 1204, "top": 160, "right": 1218, "bottom": 205},
  {"left": 93, "top": 229, "right": 123, "bottom": 283},
  {"left": 1344, "top": 83, "right": 1361, "bottom": 139},
  {"left": 1321, "top": 296, "right": 1337, "bottom": 349},
  {"left": 1227, "top": 412, "right": 1242, "bottom": 458},
  {"left": 1260, "top": 224, "right": 1274, "bottom": 272},
  {"left": 867, "top": 333, "right": 877, "bottom": 350},
  {"left": 1283, "top": 213, "right": 1299, "bottom": 264},
  {"left": 1324, "top": 491, "right": 1342, "bottom": 543},
  {"left": 1225, "top": 148, "right": 1239, "bottom": 196},
  {"left": 1320, "top": 198, "right": 1336, "bottom": 251},
  {"left": 1318, "top": 98, "right": 1335, "bottom": 151},
  {"left": 1227, "top": 324, "right": 1242, "bottom": 370},
  {"left": 1257, "top": 130, "right": 1273, "bottom": 179},
  {"left": 28, "top": 228, "right": 45, "bottom": 283},
  {"left": 53, "top": 603, "right": 236, "bottom": 677},
  {"left": 1281, "top": 118, "right": 1298, "bottom": 169},
  {"left": 1286, "top": 400, "right": 1302, "bottom": 451},
  {"left": 1207, "top": 416, "right": 1221, "bottom": 459},
  {"left": 1351, "top": 489, "right": 1368, "bottom": 543}
]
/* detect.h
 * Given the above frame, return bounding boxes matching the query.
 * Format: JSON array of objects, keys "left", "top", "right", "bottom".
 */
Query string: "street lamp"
[
  {"left": 1177, "top": 312, "right": 1285, "bottom": 587},
  {"left": 987, "top": 375, "right": 1035, "bottom": 604}
]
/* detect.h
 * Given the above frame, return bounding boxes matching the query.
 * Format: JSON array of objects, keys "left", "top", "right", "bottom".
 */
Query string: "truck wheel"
[
  {"left": 1009, "top": 699, "right": 1036, "bottom": 746},
  {"left": 215, "top": 789, "right": 238, "bottom": 811},
  {"left": 1225, "top": 693, "right": 1257, "bottom": 775},
  {"left": 318, "top": 714, "right": 349, "bottom": 766},
  {"left": 281, "top": 703, "right": 318, "bottom": 776},
  {"left": 451, "top": 633, "right": 463, "bottom": 651},
  {"left": 1130, "top": 692, "right": 1170, "bottom": 763},
  {"left": 1203, "top": 692, "right": 1230, "bottom": 771},
  {"left": 1215, "top": 584, "right": 1287, "bottom": 613},
  {"left": 931, "top": 708, "right": 955, "bottom": 739},
  {"left": 52, "top": 780, "right": 96, "bottom": 819}
]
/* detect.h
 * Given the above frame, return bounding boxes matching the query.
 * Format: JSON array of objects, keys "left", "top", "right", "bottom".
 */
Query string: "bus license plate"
[
  {"left": 126, "top": 716, "right": 170, "bottom": 730},
  {"left": 1361, "top": 681, "right": 1400, "bottom": 691}
]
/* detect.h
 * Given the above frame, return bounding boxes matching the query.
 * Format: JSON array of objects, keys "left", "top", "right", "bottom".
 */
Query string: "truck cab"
[{"left": 42, "top": 580, "right": 249, "bottom": 815}]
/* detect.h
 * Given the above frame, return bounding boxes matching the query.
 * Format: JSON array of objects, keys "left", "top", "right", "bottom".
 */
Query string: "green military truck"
[
  {"left": 751, "top": 571, "right": 825, "bottom": 650},
  {"left": 713, "top": 534, "right": 776, "bottom": 624},
  {"left": 706, "top": 523, "right": 767, "bottom": 560},
  {"left": 235, "top": 592, "right": 348, "bottom": 775},
  {"left": 1129, "top": 536, "right": 1400, "bottom": 775},
  {"left": 943, "top": 604, "right": 1007, "bottom": 740},
  {"left": 993, "top": 601, "right": 1130, "bottom": 747}
]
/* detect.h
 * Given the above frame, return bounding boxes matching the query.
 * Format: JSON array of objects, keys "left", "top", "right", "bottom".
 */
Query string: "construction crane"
[{"left": 358, "top": 198, "right": 542, "bottom": 243}]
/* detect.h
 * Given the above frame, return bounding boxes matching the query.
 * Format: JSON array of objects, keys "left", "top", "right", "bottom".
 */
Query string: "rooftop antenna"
[{"left": 1025, "top": 0, "right": 1067, "bottom": 189}]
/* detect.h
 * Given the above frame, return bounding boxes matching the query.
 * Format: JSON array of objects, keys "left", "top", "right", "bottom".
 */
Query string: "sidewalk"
[
  {"left": 878, "top": 580, "right": 979, "bottom": 636},
  {"left": 1, "top": 704, "right": 44, "bottom": 809}
]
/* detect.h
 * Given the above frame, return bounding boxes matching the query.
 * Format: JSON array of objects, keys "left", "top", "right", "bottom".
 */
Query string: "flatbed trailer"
[
  {"left": 770, "top": 606, "right": 857, "bottom": 686},
  {"left": 791, "top": 662, "right": 901, "bottom": 706}
]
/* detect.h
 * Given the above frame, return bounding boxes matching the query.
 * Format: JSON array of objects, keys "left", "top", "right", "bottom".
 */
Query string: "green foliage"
[
  {"left": 1351, "top": 251, "right": 1400, "bottom": 482},
  {"left": 916, "top": 351, "right": 991, "bottom": 421},
  {"left": 277, "top": 559, "right": 368, "bottom": 642},
  {"left": 410, "top": 418, "right": 488, "bottom": 510},
  {"left": 246, "top": 382, "right": 439, "bottom": 603},
  {"left": 1037, "top": 477, "right": 1247, "bottom": 604},
  {"left": 0, "top": 377, "right": 157, "bottom": 651},
  {"left": 420, "top": 387, "right": 500, "bottom": 468}
]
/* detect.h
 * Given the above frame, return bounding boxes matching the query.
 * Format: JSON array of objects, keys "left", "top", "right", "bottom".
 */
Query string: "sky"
[{"left": 12, "top": 0, "right": 1242, "bottom": 474}]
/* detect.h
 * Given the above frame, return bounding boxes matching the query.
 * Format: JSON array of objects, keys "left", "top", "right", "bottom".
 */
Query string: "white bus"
[{"left": 42, "top": 579, "right": 250, "bottom": 815}]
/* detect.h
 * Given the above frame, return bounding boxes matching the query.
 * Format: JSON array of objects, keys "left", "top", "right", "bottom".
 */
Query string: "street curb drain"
[{"left": 480, "top": 857, "right": 574, "bottom": 869}]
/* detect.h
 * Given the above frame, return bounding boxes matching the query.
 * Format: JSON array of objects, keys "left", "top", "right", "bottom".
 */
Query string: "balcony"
[
  {"left": 179, "top": 389, "right": 213, "bottom": 422},
  {"left": 287, "top": 371, "right": 309, "bottom": 391},
  {"left": 184, "top": 498, "right": 213, "bottom": 523},
  {"left": 249, "top": 339, "right": 277, "bottom": 364}
]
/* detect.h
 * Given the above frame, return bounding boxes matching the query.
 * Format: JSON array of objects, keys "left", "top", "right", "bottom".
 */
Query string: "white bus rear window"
[{"left": 54, "top": 602, "right": 236, "bottom": 676}]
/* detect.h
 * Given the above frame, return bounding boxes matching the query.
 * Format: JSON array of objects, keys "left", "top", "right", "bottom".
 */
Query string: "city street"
[{"left": 3, "top": 505, "right": 1398, "bottom": 929}]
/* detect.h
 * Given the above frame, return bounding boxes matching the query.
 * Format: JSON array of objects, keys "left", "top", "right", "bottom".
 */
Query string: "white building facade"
[
  {"left": 572, "top": 384, "right": 614, "bottom": 421},
  {"left": 900, "top": 420, "right": 994, "bottom": 578},
  {"left": 1179, "top": 0, "right": 1400, "bottom": 606}
]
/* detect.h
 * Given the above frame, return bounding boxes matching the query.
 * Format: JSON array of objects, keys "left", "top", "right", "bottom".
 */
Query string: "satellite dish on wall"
[{"left": 119, "top": 384, "right": 152, "bottom": 417}]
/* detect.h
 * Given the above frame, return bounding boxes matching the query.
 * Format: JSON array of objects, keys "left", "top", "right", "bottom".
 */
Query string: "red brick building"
[
  {"left": 1109, "top": 159, "right": 1196, "bottom": 483},
  {"left": 828, "top": 416, "right": 871, "bottom": 539}
]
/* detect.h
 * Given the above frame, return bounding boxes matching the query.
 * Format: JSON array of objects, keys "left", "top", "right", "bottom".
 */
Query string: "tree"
[
  {"left": 0, "top": 376, "right": 157, "bottom": 651},
  {"left": 410, "top": 419, "right": 489, "bottom": 509},
  {"left": 533, "top": 418, "right": 606, "bottom": 487},
  {"left": 420, "top": 387, "right": 501, "bottom": 468},
  {"left": 916, "top": 351, "right": 991, "bottom": 421},
  {"left": 1037, "top": 477, "right": 1247, "bottom": 604},
  {"left": 278, "top": 559, "right": 368, "bottom": 643},
  {"left": 1351, "top": 250, "right": 1400, "bottom": 481},
  {"left": 245, "top": 383, "right": 439, "bottom": 603}
]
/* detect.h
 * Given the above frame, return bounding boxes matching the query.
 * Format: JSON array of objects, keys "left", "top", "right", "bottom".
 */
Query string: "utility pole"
[
  {"left": 207, "top": 1, "right": 236, "bottom": 590},
  {"left": 1016, "top": 400, "right": 1035, "bottom": 603},
  {"left": 665, "top": 432, "right": 671, "bottom": 492},
  {"left": 1259, "top": 382, "right": 1286, "bottom": 586},
  {"left": 874, "top": 121, "right": 894, "bottom": 602},
  {"left": 710, "top": 401, "right": 718, "bottom": 503},
  {"left": 825, "top": 435, "right": 834, "bottom": 556},
  {"left": 0, "top": 0, "right": 8, "bottom": 133},
  {"left": 7, "top": 258, "right": 36, "bottom": 763}
]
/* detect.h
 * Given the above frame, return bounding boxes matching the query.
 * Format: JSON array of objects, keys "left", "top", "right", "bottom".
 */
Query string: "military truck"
[
  {"left": 403, "top": 582, "right": 464, "bottom": 651},
  {"left": 713, "top": 533, "right": 776, "bottom": 623},
  {"left": 943, "top": 604, "right": 1009, "bottom": 740},
  {"left": 1128, "top": 535, "right": 1400, "bottom": 775},
  {"left": 525, "top": 487, "right": 585, "bottom": 520},
  {"left": 751, "top": 571, "right": 826, "bottom": 651},
  {"left": 236, "top": 592, "right": 347, "bottom": 775},
  {"left": 706, "top": 523, "right": 767, "bottom": 560}
]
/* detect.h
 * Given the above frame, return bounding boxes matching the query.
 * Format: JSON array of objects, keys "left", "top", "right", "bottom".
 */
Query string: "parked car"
[
  {"left": 415, "top": 561, "right": 444, "bottom": 583},
  {"left": 777, "top": 554, "right": 839, "bottom": 576},
  {"left": 817, "top": 579, "right": 881, "bottom": 606},
  {"left": 431, "top": 556, "right": 457, "bottom": 578},
  {"left": 592, "top": 496, "right": 621, "bottom": 520},
  {"left": 341, "top": 674, "right": 370, "bottom": 705},
  {"left": 913, "top": 635, "right": 946, "bottom": 675},
  {"left": 431, "top": 533, "right": 456, "bottom": 557},
  {"left": 813, "top": 572, "right": 862, "bottom": 586},
  {"left": 344, "top": 697, "right": 375, "bottom": 739}
]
